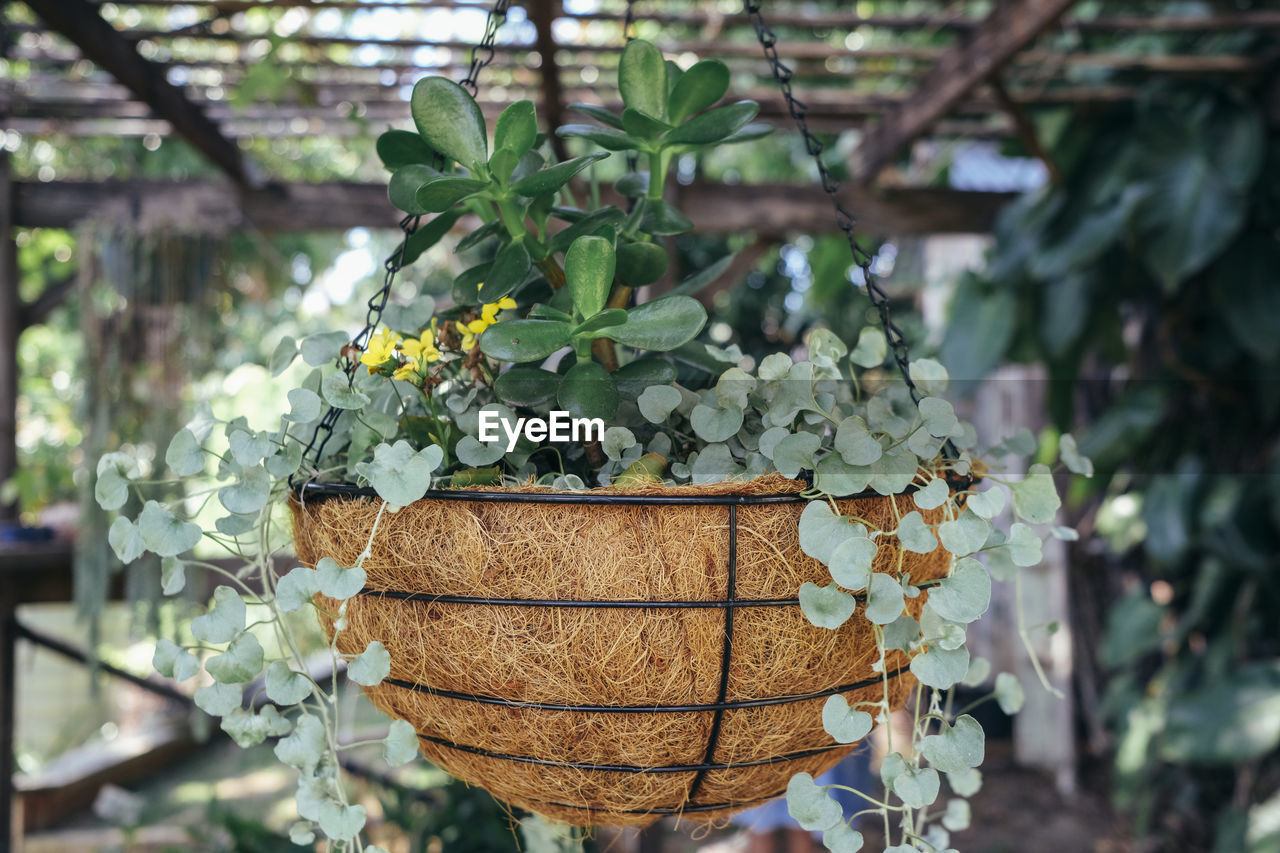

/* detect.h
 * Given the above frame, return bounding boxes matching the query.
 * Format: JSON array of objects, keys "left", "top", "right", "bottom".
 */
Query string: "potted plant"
[{"left": 96, "top": 37, "right": 1088, "bottom": 853}]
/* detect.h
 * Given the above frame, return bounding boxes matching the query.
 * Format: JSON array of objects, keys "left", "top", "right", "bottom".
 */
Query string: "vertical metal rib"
[{"left": 686, "top": 503, "right": 737, "bottom": 804}]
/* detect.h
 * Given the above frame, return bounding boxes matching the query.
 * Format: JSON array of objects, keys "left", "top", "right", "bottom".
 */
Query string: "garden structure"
[{"left": 3, "top": 1, "right": 1279, "bottom": 850}]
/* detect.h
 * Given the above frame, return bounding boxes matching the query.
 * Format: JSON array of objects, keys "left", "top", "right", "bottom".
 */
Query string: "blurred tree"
[{"left": 941, "top": 80, "right": 1280, "bottom": 851}]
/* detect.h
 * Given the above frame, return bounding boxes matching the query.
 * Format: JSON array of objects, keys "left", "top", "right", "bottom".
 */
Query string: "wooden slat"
[
  {"left": 852, "top": 0, "right": 1080, "bottom": 182},
  {"left": 19, "top": 0, "right": 252, "bottom": 186},
  {"left": 11, "top": 179, "right": 1017, "bottom": 235}
]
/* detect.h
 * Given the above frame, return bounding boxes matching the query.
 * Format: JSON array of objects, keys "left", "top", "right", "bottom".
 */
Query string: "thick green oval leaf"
[
  {"left": 667, "top": 59, "right": 730, "bottom": 123},
  {"left": 567, "top": 102, "right": 625, "bottom": 129},
  {"left": 720, "top": 122, "right": 774, "bottom": 145},
  {"left": 494, "top": 99, "right": 537, "bottom": 157},
  {"left": 478, "top": 318, "right": 573, "bottom": 363},
  {"left": 415, "top": 176, "right": 488, "bottom": 213},
  {"left": 574, "top": 308, "right": 627, "bottom": 336},
  {"left": 557, "top": 361, "right": 619, "bottom": 420},
  {"left": 494, "top": 366, "right": 561, "bottom": 407},
  {"left": 478, "top": 240, "right": 532, "bottom": 302},
  {"left": 377, "top": 129, "right": 437, "bottom": 170},
  {"left": 621, "top": 108, "right": 671, "bottom": 140},
  {"left": 613, "top": 357, "right": 676, "bottom": 399},
  {"left": 548, "top": 207, "right": 627, "bottom": 254},
  {"left": 410, "top": 76, "right": 488, "bottom": 171},
  {"left": 565, "top": 235, "right": 615, "bottom": 319},
  {"left": 664, "top": 101, "right": 760, "bottom": 146},
  {"left": 618, "top": 39, "right": 666, "bottom": 120},
  {"left": 510, "top": 152, "right": 609, "bottom": 197},
  {"left": 556, "top": 124, "right": 640, "bottom": 152},
  {"left": 616, "top": 241, "right": 669, "bottom": 286},
  {"left": 388, "top": 164, "right": 439, "bottom": 214},
  {"left": 640, "top": 200, "right": 694, "bottom": 236},
  {"left": 488, "top": 147, "right": 519, "bottom": 184},
  {"left": 603, "top": 295, "right": 706, "bottom": 351}
]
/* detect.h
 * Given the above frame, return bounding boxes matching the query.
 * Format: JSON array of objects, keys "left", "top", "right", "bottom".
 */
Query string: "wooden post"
[{"left": 0, "top": 152, "right": 18, "bottom": 523}]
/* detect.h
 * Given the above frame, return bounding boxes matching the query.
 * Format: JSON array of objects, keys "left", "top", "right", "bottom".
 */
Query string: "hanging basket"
[{"left": 290, "top": 474, "right": 954, "bottom": 827}]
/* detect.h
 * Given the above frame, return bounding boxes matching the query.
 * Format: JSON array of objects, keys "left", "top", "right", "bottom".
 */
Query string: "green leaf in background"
[
  {"left": 640, "top": 200, "right": 694, "bottom": 235},
  {"left": 567, "top": 102, "right": 625, "bottom": 129},
  {"left": 376, "top": 129, "right": 438, "bottom": 170},
  {"left": 388, "top": 163, "right": 438, "bottom": 214},
  {"left": 268, "top": 336, "right": 298, "bottom": 376},
  {"left": 663, "top": 101, "right": 760, "bottom": 146},
  {"left": 511, "top": 152, "right": 609, "bottom": 197},
  {"left": 994, "top": 672, "right": 1025, "bottom": 714},
  {"left": 410, "top": 76, "right": 488, "bottom": 171},
  {"left": 565, "top": 235, "right": 615, "bottom": 319},
  {"left": 478, "top": 240, "right": 532, "bottom": 302},
  {"left": 479, "top": 318, "right": 572, "bottom": 363},
  {"left": 667, "top": 59, "right": 730, "bottom": 123},
  {"left": 556, "top": 124, "right": 639, "bottom": 151},
  {"left": 494, "top": 99, "right": 538, "bottom": 157},
  {"left": 495, "top": 366, "right": 561, "bottom": 407},
  {"left": 618, "top": 39, "right": 667, "bottom": 121},
  {"left": 616, "top": 241, "right": 669, "bottom": 286},
  {"left": 603, "top": 295, "right": 706, "bottom": 351},
  {"left": 1212, "top": 231, "right": 1280, "bottom": 361},
  {"left": 415, "top": 176, "right": 488, "bottom": 213},
  {"left": 557, "top": 361, "right": 619, "bottom": 420},
  {"left": 613, "top": 357, "right": 676, "bottom": 399},
  {"left": 1160, "top": 662, "right": 1280, "bottom": 765},
  {"left": 670, "top": 252, "right": 734, "bottom": 296}
]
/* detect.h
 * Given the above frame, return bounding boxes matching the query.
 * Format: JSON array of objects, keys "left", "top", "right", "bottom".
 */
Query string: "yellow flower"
[
  {"left": 392, "top": 356, "right": 421, "bottom": 382},
  {"left": 458, "top": 317, "right": 488, "bottom": 351},
  {"left": 360, "top": 328, "right": 401, "bottom": 372},
  {"left": 480, "top": 296, "right": 517, "bottom": 325},
  {"left": 401, "top": 329, "right": 441, "bottom": 364}
]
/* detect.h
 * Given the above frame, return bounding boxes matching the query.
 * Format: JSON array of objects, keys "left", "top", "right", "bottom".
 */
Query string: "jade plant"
[{"left": 94, "top": 40, "right": 1089, "bottom": 853}]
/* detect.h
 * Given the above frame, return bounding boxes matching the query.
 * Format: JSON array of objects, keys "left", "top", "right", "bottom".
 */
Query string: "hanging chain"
[
  {"left": 462, "top": 0, "right": 512, "bottom": 96},
  {"left": 622, "top": 0, "right": 639, "bottom": 42},
  {"left": 296, "top": 0, "right": 512, "bottom": 483},
  {"left": 743, "top": 0, "right": 920, "bottom": 403}
]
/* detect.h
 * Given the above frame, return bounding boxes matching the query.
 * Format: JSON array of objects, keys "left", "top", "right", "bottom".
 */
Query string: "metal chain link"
[
  {"left": 297, "top": 0, "right": 511, "bottom": 481},
  {"left": 622, "top": 0, "right": 639, "bottom": 42},
  {"left": 743, "top": 0, "right": 920, "bottom": 403}
]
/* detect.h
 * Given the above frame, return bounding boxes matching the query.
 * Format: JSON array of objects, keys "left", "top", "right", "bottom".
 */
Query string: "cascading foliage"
[{"left": 93, "top": 40, "right": 1090, "bottom": 853}]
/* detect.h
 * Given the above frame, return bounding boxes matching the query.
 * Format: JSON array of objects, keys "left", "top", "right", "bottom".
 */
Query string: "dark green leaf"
[
  {"left": 1161, "top": 662, "right": 1280, "bottom": 765},
  {"left": 510, "top": 152, "right": 610, "bottom": 197},
  {"left": 557, "top": 361, "right": 619, "bottom": 420},
  {"left": 478, "top": 240, "right": 531, "bottom": 302},
  {"left": 415, "top": 176, "right": 488, "bottom": 213},
  {"left": 617, "top": 242, "right": 669, "bottom": 286},
  {"left": 494, "top": 99, "right": 537, "bottom": 157},
  {"left": 640, "top": 200, "right": 693, "bottom": 236},
  {"left": 388, "top": 164, "right": 440, "bottom": 215},
  {"left": 574, "top": 308, "right": 627, "bottom": 336},
  {"left": 670, "top": 253, "right": 734, "bottom": 296},
  {"left": 557, "top": 124, "right": 640, "bottom": 151},
  {"left": 399, "top": 211, "right": 463, "bottom": 265},
  {"left": 410, "top": 76, "right": 488, "bottom": 171},
  {"left": 618, "top": 39, "right": 667, "bottom": 121},
  {"left": 613, "top": 357, "right": 677, "bottom": 399},
  {"left": 622, "top": 108, "right": 672, "bottom": 140},
  {"left": 1212, "top": 231, "right": 1280, "bottom": 361},
  {"left": 452, "top": 262, "right": 490, "bottom": 306},
  {"left": 488, "top": 147, "right": 519, "bottom": 184},
  {"left": 614, "top": 172, "right": 650, "bottom": 198},
  {"left": 528, "top": 303, "right": 574, "bottom": 322},
  {"left": 567, "top": 102, "right": 625, "bottom": 129},
  {"left": 548, "top": 207, "right": 627, "bottom": 254},
  {"left": 940, "top": 273, "right": 1015, "bottom": 383},
  {"left": 478, "top": 318, "right": 573, "bottom": 362},
  {"left": 565, "top": 235, "right": 616, "bottom": 319},
  {"left": 454, "top": 218, "right": 503, "bottom": 253},
  {"left": 664, "top": 101, "right": 760, "bottom": 146},
  {"left": 719, "top": 122, "right": 774, "bottom": 145},
  {"left": 377, "top": 130, "right": 437, "bottom": 170},
  {"left": 494, "top": 365, "right": 561, "bottom": 407},
  {"left": 510, "top": 149, "right": 545, "bottom": 185},
  {"left": 667, "top": 59, "right": 730, "bottom": 123},
  {"left": 603, "top": 295, "right": 706, "bottom": 351}
]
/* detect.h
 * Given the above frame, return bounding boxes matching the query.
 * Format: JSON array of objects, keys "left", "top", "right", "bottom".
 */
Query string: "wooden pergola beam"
[
  {"left": 20, "top": 0, "right": 252, "bottom": 187},
  {"left": 11, "top": 179, "right": 1017, "bottom": 236},
  {"left": 529, "top": 0, "right": 569, "bottom": 162},
  {"left": 852, "top": 0, "right": 1080, "bottom": 183}
]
